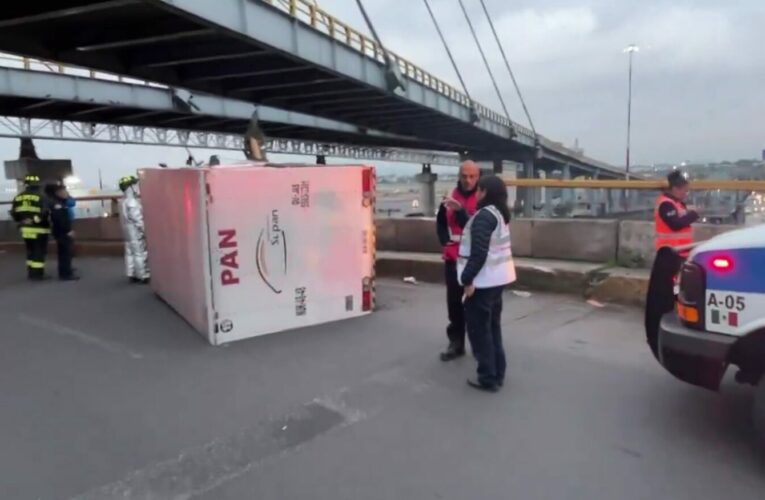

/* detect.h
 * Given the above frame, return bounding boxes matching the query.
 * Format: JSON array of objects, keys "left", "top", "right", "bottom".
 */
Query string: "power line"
[
  {"left": 456, "top": 0, "right": 512, "bottom": 127},
  {"left": 421, "top": 0, "right": 479, "bottom": 123},
  {"left": 478, "top": 0, "right": 537, "bottom": 143}
]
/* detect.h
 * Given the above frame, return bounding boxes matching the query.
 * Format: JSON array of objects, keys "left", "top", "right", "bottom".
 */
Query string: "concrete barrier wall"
[
  {"left": 1, "top": 216, "right": 744, "bottom": 267},
  {"left": 378, "top": 217, "right": 617, "bottom": 263},
  {"left": 376, "top": 218, "right": 442, "bottom": 253},
  {"left": 617, "top": 220, "right": 737, "bottom": 267},
  {"left": 377, "top": 217, "right": 535, "bottom": 258},
  {"left": 529, "top": 219, "right": 619, "bottom": 263}
]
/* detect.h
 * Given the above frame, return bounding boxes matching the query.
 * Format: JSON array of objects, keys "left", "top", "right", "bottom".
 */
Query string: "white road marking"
[{"left": 17, "top": 314, "right": 143, "bottom": 359}]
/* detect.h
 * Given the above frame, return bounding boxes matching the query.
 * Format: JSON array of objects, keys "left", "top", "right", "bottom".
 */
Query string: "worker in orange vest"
[{"left": 655, "top": 170, "right": 699, "bottom": 257}]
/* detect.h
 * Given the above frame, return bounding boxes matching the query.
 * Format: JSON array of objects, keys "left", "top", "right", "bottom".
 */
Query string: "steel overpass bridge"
[
  {"left": 0, "top": 0, "right": 628, "bottom": 180},
  {"left": 0, "top": 65, "right": 465, "bottom": 166}
]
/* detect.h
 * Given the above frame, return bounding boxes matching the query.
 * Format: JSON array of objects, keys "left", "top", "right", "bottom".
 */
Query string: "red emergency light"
[{"left": 711, "top": 256, "right": 733, "bottom": 271}]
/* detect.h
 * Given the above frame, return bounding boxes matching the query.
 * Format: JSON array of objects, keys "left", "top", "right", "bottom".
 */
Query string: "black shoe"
[
  {"left": 467, "top": 378, "right": 499, "bottom": 393},
  {"left": 140, "top": 278, "right": 150, "bottom": 285},
  {"left": 129, "top": 277, "right": 141, "bottom": 284},
  {"left": 439, "top": 345, "right": 466, "bottom": 362},
  {"left": 59, "top": 275, "right": 80, "bottom": 281}
]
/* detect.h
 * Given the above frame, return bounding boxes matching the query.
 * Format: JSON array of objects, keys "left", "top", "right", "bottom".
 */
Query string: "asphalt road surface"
[{"left": 0, "top": 256, "right": 763, "bottom": 499}]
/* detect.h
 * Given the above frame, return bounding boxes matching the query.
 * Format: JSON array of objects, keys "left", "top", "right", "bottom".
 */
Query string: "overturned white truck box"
[{"left": 139, "top": 164, "right": 376, "bottom": 345}]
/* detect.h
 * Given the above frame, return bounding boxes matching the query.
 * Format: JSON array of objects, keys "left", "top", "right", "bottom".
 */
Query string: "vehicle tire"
[{"left": 754, "top": 376, "right": 765, "bottom": 444}]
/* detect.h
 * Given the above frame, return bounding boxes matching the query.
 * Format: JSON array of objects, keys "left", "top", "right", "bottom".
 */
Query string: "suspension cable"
[
  {"left": 478, "top": 0, "right": 537, "bottom": 142},
  {"left": 354, "top": 0, "right": 385, "bottom": 56},
  {"left": 355, "top": 0, "right": 404, "bottom": 91},
  {"left": 421, "top": 0, "right": 476, "bottom": 116},
  {"left": 456, "top": 0, "right": 512, "bottom": 125}
]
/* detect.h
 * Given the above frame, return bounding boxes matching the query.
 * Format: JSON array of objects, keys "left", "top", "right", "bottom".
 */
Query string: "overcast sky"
[
  {"left": 324, "top": 0, "right": 764, "bottom": 163},
  {"left": 2, "top": 0, "right": 763, "bottom": 188}
]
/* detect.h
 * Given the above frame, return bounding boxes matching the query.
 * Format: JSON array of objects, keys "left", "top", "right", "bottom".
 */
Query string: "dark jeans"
[
  {"left": 24, "top": 235, "right": 48, "bottom": 279},
  {"left": 444, "top": 260, "right": 465, "bottom": 349},
  {"left": 465, "top": 286, "right": 506, "bottom": 387},
  {"left": 56, "top": 235, "right": 74, "bottom": 278}
]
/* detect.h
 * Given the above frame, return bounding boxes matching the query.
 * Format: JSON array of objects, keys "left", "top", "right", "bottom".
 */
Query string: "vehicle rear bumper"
[{"left": 658, "top": 312, "right": 737, "bottom": 390}]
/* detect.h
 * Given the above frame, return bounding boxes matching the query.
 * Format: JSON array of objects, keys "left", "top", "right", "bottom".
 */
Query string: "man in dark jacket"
[{"left": 46, "top": 183, "right": 79, "bottom": 281}]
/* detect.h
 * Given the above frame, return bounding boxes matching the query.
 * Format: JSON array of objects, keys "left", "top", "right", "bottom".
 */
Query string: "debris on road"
[
  {"left": 512, "top": 290, "right": 532, "bottom": 298},
  {"left": 403, "top": 277, "right": 418, "bottom": 285},
  {"left": 587, "top": 299, "right": 606, "bottom": 308},
  {"left": 531, "top": 266, "right": 555, "bottom": 274}
]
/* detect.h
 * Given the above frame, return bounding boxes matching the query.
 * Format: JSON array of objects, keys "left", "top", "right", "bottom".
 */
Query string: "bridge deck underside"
[
  {"left": 0, "top": 0, "right": 531, "bottom": 158},
  {"left": 0, "top": 93, "right": 457, "bottom": 151}
]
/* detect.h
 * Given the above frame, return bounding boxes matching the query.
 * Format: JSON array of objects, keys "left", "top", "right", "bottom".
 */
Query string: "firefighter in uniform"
[
  {"left": 655, "top": 170, "right": 698, "bottom": 258},
  {"left": 119, "top": 175, "right": 150, "bottom": 283},
  {"left": 10, "top": 174, "right": 50, "bottom": 280},
  {"left": 458, "top": 175, "right": 516, "bottom": 392},
  {"left": 436, "top": 160, "right": 480, "bottom": 361}
]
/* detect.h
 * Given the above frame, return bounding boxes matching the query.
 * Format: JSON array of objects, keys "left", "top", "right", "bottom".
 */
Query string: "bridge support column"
[
  {"left": 589, "top": 171, "right": 603, "bottom": 216},
  {"left": 540, "top": 170, "right": 554, "bottom": 217},
  {"left": 4, "top": 138, "right": 73, "bottom": 192},
  {"left": 519, "top": 158, "right": 536, "bottom": 217},
  {"left": 605, "top": 188, "right": 614, "bottom": 215},
  {"left": 415, "top": 163, "right": 438, "bottom": 217},
  {"left": 316, "top": 154, "right": 326, "bottom": 165}
]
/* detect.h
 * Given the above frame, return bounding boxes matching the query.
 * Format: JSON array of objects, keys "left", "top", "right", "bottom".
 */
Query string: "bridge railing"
[
  {"left": 502, "top": 179, "right": 764, "bottom": 228},
  {"left": 262, "top": 0, "right": 529, "bottom": 134},
  {"left": 0, "top": 53, "right": 165, "bottom": 89},
  {"left": 0, "top": 194, "right": 122, "bottom": 220},
  {"left": 0, "top": 14, "right": 605, "bottom": 171},
  {"left": 260, "top": 0, "right": 627, "bottom": 169}
]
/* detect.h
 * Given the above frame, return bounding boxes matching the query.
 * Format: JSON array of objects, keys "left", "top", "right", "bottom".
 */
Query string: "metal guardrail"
[
  {"left": 0, "top": 53, "right": 163, "bottom": 88},
  {"left": 261, "top": 0, "right": 523, "bottom": 134},
  {"left": 505, "top": 179, "right": 765, "bottom": 190},
  {"left": 0, "top": 194, "right": 122, "bottom": 207}
]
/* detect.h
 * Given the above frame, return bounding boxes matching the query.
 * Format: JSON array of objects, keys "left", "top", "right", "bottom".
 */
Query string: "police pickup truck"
[{"left": 645, "top": 224, "right": 765, "bottom": 440}]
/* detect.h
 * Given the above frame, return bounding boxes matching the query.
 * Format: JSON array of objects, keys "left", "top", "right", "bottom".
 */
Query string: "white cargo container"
[{"left": 139, "top": 164, "right": 376, "bottom": 345}]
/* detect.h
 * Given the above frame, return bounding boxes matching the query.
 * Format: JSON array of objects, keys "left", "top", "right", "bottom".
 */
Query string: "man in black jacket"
[{"left": 46, "top": 183, "right": 79, "bottom": 281}]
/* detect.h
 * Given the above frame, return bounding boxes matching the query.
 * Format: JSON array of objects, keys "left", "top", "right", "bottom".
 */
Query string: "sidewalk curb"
[
  {"left": 377, "top": 254, "right": 648, "bottom": 307},
  {"left": 0, "top": 243, "right": 649, "bottom": 306}
]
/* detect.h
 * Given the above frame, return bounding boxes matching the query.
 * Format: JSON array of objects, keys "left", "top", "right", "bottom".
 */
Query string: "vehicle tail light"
[
  {"left": 677, "top": 303, "right": 699, "bottom": 323},
  {"left": 711, "top": 256, "right": 733, "bottom": 271},
  {"left": 362, "top": 276, "right": 374, "bottom": 311},
  {"left": 361, "top": 167, "right": 375, "bottom": 208}
]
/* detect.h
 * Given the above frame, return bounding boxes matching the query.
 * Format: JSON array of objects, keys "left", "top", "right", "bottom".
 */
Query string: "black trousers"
[
  {"left": 444, "top": 260, "right": 465, "bottom": 348},
  {"left": 465, "top": 286, "right": 506, "bottom": 387},
  {"left": 24, "top": 235, "right": 48, "bottom": 279},
  {"left": 56, "top": 235, "right": 74, "bottom": 278}
]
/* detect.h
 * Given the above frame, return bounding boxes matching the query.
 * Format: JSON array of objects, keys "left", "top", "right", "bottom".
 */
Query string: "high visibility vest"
[
  {"left": 654, "top": 194, "right": 693, "bottom": 253},
  {"left": 443, "top": 187, "right": 478, "bottom": 262},
  {"left": 457, "top": 205, "right": 516, "bottom": 288},
  {"left": 11, "top": 192, "right": 50, "bottom": 240}
]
